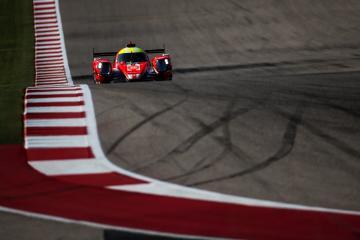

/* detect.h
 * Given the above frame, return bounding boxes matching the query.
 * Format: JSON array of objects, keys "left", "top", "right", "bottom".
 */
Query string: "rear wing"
[
  {"left": 145, "top": 49, "right": 166, "bottom": 54},
  {"left": 92, "top": 49, "right": 117, "bottom": 58},
  {"left": 93, "top": 47, "right": 167, "bottom": 58}
]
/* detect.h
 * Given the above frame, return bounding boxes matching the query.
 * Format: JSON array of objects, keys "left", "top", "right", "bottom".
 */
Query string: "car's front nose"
[{"left": 118, "top": 62, "right": 148, "bottom": 81}]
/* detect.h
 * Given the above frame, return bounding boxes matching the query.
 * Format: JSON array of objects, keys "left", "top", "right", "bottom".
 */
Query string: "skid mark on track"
[
  {"left": 188, "top": 104, "right": 305, "bottom": 186},
  {"left": 306, "top": 122, "right": 360, "bottom": 159},
  {"left": 272, "top": 96, "right": 360, "bottom": 162},
  {"left": 228, "top": 0, "right": 253, "bottom": 13},
  {"left": 299, "top": 122, "right": 360, "bottom": 180},
  {"left": 163, "top": 149, "right": 228, "bottom": 182},
  {"left": 163, "top": 134, "right": 252, "bottom": 183},
  {"left": 164, "top": 100, "right": 252, "bottom": 179},
  {"left": 106, "top": 98, "right": 187, "bottom": 155},
  {"left": 300, "top": 91, "right": 360, "bottom": 118},
  {"left": 134, "top": 99, "right": 263, "bottom": 172},
  {"left": 94, "top": 87, "right": 182, "bottom": 136}
]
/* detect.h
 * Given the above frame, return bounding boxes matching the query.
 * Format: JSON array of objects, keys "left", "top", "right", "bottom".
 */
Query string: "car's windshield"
[{"left": 118, "top": 52, "right": 147, "bottom": 63}]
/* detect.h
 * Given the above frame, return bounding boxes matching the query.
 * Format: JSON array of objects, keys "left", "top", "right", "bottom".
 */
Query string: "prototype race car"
[{"left": 92, "top": 43, "right": 172, "bottom": 84}]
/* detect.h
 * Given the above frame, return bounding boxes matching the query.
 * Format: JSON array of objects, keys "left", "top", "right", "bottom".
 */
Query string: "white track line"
[
  {"left": 34, "top": 13, "right": 57, "bottom": 18},
  {"left": 36, "top": 64, "right": 64, "bottom": 68},
  {"left": 36, "top": 84, "right": 70, "bottom": 87},
  {"left": 25, "top": 135, "right": 89, "bottom": 148},
  {"left": 36, "top": 79, "right": 67, "bottom": 82},
  {"left": 36, "top": 75, "right": 66, "bottom": 78},
  {"left": 34, "top": 0, "right": 55, "bottom": 3},
  {"left": 36, "top": 41, "right": 61, "bottom": 46},
  {"left": 27, "top": 87, "right": 80, "bottom": 91},
  {"left": 34, "top": 9, "right": 56, "bottom": 14},
  {"left": 36, "top": 76, "right": 67, "bottom": 79},
  {"left": 35, "top": 31, "right": 60, "bottom": 37},
  {"left": 36, "top": 37, "right": 60, "bottom": 42},
  {"left": 25, "top": 119, "right": 87, "bottom": 127},
  {"left": 35, "top": 42, "right": 60, "bottom": 48},
  {"left": 26, "top": 91, "right": 81, "bottom": 95},
  {"left": 36, "top": 82, "right": 68, "bottom": 85},
  {"left": 36, "top": 71, "right": 66, "bottom": 75},
  {"left": 36, "top": 80, "right": 68, "bottom": 83},
  {"left": 35, "top": 23, "right": 57, "bottom": 28},
  {"left": 36, "top": 52, "right": 62, "bottom": 57},
  {"left": 34, "top": 4, "right": 55, "bottom": 8},
  {"left": 25, "top": 106, "right": 84, "bottom": 113},
  {"left": 29, "top": 159, "right": 112, "bottom": 176},
  {"left": 36, "top": 76, "right": 66, "bottom": 79},
  {"left": 25, "top": 97, "right": 83, "bottom": 103},
  {"left": 34, "top": 19, "right": 57, "bottom": 24},
  {"left": 36, "top": 49, "right": 62, "bottom": 54}
]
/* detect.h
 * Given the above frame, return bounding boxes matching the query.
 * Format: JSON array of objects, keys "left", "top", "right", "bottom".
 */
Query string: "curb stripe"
[
  {"left": 26, "top": 101, "right": 84, "bottom": 107},
  {"left": 36, "top": 82, "right": 69, "bottom": 85},
  {"left": 25, "top": 97, "right": 84, "bottom": 103},
  {"left": 34, "top": 7, "right": 56, "bottom": 11},
  {"left": 25, "top": 112, "right": 86, "bottom": 119},
  {"left": 26, "top": 127, "right": 88, "bottom": 136},
  {"left": 27, "top": 147, "right": 94, "bottom": 160},
  {"left": 54, "top": 173, "right": 148, "bottom": 186},
  {"left": 36, "top": 82, "right": 68, "bottom": 86},
  {"left": 25, "top": 135, "right": 89, "bottom": 148},
  {"left": 36, "top": 80, "right": 68, "bottom": 84},
  {"left": 29, "top": 159, "right": 112, "bottom": 175},
  {"left": 36, "top": 76, "right": 67, "bottom": 80},
  {"left": 26, "top": 93, "right": 83, "bottom": 99},
  {"left": 25, "top": 106, "right": 84, "bottom": 113},
  {"left": 26, "top": 90, "right": 81, "bottom": 95},
  {"left": 25, "top": 118, "right": 87, "bottom": 127},
  {"left": 36, "top": 69, "right": 65, "bottom": 73},
  {"left": 27, "top": 88, "right": 81, "bottom": 92},
  {"left": 36, "top": 78, "right": 67, "bottom": 81},
  {"left": 35, "top": 24, "right": 58, "bottom": 29}
]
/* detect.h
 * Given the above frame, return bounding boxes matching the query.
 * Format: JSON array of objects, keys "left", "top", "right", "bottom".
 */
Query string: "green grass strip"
[{"left": 0, "top": 0, "right": 34, "bottom": 144}]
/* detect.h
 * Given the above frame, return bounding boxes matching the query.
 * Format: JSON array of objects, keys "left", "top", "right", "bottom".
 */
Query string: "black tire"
[{"left": 93, "top": 73, "right": 98, "bottom": 84}]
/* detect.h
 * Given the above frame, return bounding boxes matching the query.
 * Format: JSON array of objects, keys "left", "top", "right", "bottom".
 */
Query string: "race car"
[{"left": 92, "top": 42, "right": 172, "bottom": 84}]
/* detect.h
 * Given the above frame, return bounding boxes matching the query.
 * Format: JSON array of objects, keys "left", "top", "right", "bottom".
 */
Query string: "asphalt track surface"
[
  {"left": 62, "top": 0, "right": 360, "bottom": 211},
  {"left": 3, "top": 1, "right": 360, "bottom": 239}
]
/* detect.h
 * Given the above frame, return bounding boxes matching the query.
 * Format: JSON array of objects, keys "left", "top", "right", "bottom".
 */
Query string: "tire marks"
[
  {"left": 106, "top": 98, "right": 188, "bottom": 155},
  {"left": 134, "top": 99, "right": 262, "bottom": 172},
  {"left": 188, "top": 104, "right": 305, "bottom": 186}
]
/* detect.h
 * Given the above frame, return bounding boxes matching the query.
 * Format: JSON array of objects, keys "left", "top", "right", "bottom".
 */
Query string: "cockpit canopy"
[{"left": 118, "top": 52, "right": 148, "bottom": 63}]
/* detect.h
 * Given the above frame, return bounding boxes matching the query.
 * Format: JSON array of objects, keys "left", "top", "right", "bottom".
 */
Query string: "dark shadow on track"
[{"left": 103, "top": 230, "right": 201, "bottom": 240}]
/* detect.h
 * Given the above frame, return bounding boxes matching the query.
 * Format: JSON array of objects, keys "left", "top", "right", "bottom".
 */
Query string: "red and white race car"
[{"left": 92, "top": 43, "right": 172, "bottom": 84}]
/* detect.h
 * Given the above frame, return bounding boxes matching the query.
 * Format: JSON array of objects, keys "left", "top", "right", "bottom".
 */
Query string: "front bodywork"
[
  {"left": 92, "top": 43, "right": 173, "bottom": 83},
  {"left": 114, "top": 48, "right": 149, "bottom": 81}
]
